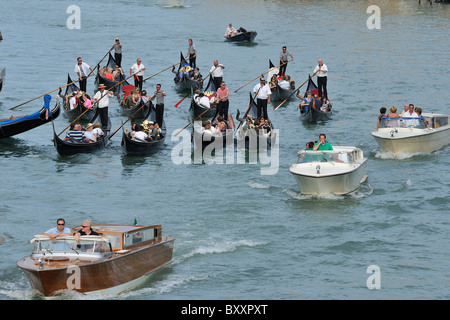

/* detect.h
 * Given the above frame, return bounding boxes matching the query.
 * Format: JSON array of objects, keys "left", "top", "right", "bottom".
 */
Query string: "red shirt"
[{"left": 216, "top": 87, "right": 229, "bottom": 101}]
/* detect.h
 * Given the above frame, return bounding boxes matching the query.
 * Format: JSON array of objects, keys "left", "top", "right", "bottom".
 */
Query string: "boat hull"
[
  {"left": 17, "top": 238, "right": 174, "bottom": 296},
  {"left": 224, "top": 31, "right": 257, "bottom": 42},
  {"left": 289, "top": 159, "right": 367, "bottom": 195},
  {"left": 371, "top": 127, "right": 450, "bottom": 154}
]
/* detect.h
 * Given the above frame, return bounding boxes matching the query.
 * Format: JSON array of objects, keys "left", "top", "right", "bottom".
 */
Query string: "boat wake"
[
  {"left": 247, "top": 181, "right": 271, "bottom": 189},
  {"left": 283, "top": 184, "right": 374, "bottom": 200},
  {"left": 374, "top": 149, "right": 425, "bottom": 160}
]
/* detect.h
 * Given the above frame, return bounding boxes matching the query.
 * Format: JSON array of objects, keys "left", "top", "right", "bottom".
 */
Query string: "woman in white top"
[{"left": 84, "top": 123, "right": 97, "bottom": 142}]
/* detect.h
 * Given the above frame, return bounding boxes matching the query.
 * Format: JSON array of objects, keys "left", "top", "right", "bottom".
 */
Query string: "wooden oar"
[
  {"left": 9, "top": 74, "right": 95, "bottom": 111},
  {"left": 174, "top": 65, "right": 219, "bottom": 108},
  {"left": 57, "top": 71, "right": 140, "bottom": 137},
  {"left": 174, "top": 107, "right": 211, "bottom": 137},
  {"left": 143, "top": 61, "right": 182, "bottom": 82},
  {"left": 108, "top": 100, "right": 151, "bottom": 140},
  {"left": 273, "top": 71, "right": 318, "bottom": 111},
  {"left": 90, "top": 45, "right": 114, "bottom": 76},
  {"left": 233, "top": 59, "right": 293, "bottom": 93}
]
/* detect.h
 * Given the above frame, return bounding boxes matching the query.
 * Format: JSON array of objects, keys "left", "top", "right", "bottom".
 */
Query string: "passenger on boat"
[
  {"left": 154, "top": 122, "right": 163, "bottom": 139},
  {"left": 124, "top": 87, "right": 140, "bottom": 108},
  {"left": 198, "top": 92, "right": 211, "bottom": 109},
  {"left": 81, "top": 92, "right": 93, "bottom": 109},
  {"left": 415, "top": 107, "right": 428, "bottom": 127},
  {"left": 74, "top": 220, "right": 101, "bottom": 252},
  {"left": 305, "top": 141, "right": 315, "bottom": 150},
  {"left": 113, "top": 65, "right": 124, "bottom": 82},
  {"left": 147, "top": 121, "right": 159, "bottom": 140},
  {"left": 105, "top": 67, "right": 114, "bottom": 81},
  {"left": 375, "top": 107, "right": 387, "bottom": 131},
  {"left": 65, "top": 123, "right": 91, "bottom": 143},
  {"left": 42, "top": 218, "right": 71, "bottom": 241},
  {"left": 261, "top": 119, "right": 271, "bottom": 135},
  {"left": 269, "top": 74, "right": 278, "bottom": 90},
  {"left": 286, "top": 75, "right": 295, "bottom": 90},
  {"left": 278, "top": 76, "right": 290, "bottom": 90},
  {"left": 312, "top": 94, "right": 323, "bottom": 110},
  {"left": 191, "top": 67, "right": 202, "bottom": 81},
  {"left": 68, "top": 93, "right": 77, "bottom": 110},
  {"left": 386, "top": 106, "right": 400, "bottom": 127},
  {"left": 402, "top": 104, "right": 419, "bottom": 127},
  {"left": 320, "top": 96, "right": 331, "bottom": 112},
  {"left": 132, "top": 125, "right": 153, "bottom": 142},
  {"left": 215, "top": 116, "right": 228, "bottom": 132},
  {"left": 84, "top": 123, "right": 97, "bottom": 142},
  {"left": 313, "top": 133, "right": 333, "bottom": 151},
  {"left": 399, "top": 104, "right": 409, "bottom": 116},
  {"left": 225, "top": 23, "right": 237, "bottom": 37},
  {"left": 203, "top": 122, "right": 214, "bottom": 135},
  {"left": 91, "top": 122, "right": 103, "bottom": 138}
]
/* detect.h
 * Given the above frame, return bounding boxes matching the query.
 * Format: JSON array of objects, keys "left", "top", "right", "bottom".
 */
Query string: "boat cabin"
[
  {"left": 378, "top": 114, "right": 449, "bottom": 130},
  {"left": 29, "top": 224, "right": 163, "bottom": 263}
]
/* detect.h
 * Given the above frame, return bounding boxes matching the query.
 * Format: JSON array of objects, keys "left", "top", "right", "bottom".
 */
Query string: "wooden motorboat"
[
  {"left": 0, "top": 94, "right": 60, "bottom": 139},
  {"left": 299, "top": 76, "right": 332, "bottom": 123},
  {"left": 121, "top": 102, "right": 166, "bottom": 155},
  {"left": 62, "top": 74, "right": 96, "bottom": 121},
  {"left": 173, "top": 52, "right": 202, "bottom": 92},
  {"left": 234, "top": 92, "right": 277, "bottom": 150},
  {"left": 17, "top": 223, "right": 174, "bottom": 297},
  {"left": 289, "top": 146, "right": 368, "bottom": 195},
  {"left": 53, "top": 107, "right": 111, "bottom": 155},
  {"left": 371, "top": 113, "right": 450, "bottom": 154},
  {"left": 224, "top": 30, "right": 257, "bottom": 42}
]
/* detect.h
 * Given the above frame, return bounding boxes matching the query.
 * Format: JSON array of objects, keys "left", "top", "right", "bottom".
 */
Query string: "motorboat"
[
  {"left": 17, "top": 223, "right": 174, "bottom": 297},
  {"left": 371, "top": 113, "right": 450, "bottom": 154},
  {"left": 289, "top": 146, "right": 368, "bottom": 195}
]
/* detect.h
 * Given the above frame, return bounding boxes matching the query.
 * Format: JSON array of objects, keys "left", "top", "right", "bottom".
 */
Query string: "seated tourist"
[
  {"left": 132, "top": 125, "right": 152, "bottom": 142},
  {"left": 93, "top": 122, "right": 104, "bottom": 137},
  {"left": 198, "top": 93, "right": 210, "bottom": 109},
  {"left": 65, "top": 123, "right": 91, "bottom": 143},
  {"left": 278, "top": 77, "right": 290, "bottom": 90},
  {"left": 297, "top": 92, "right": 312, "bottom": 113},
  {"left": 84, "top": 123, "right": 97, "bottom": 142}
]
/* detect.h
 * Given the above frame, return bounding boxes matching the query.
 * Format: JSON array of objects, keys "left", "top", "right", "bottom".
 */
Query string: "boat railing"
[
  {"left": 30, "top": 235, "right": 112, "bottom": 258},
  {"left": 297, "top": 150, "right": 359, "bottom": 164},
  {"left": 379, "top": 117, "right": 429, "bottom": 129}
]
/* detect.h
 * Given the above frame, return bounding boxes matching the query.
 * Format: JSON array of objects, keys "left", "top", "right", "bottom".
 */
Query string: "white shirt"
[
  {"left": 74, "top": 62, "right": 91, "bottom": 78},
  {"left": 402, "top": 110, "right": 419, "bottom": 126},
  {"left": 199, "top": 96, "right": 210, "bottom": 108},
  {"left": 93, "top": 127, "right": 103, "bottom": 136},
  {"left": 210, "top": 64, "right": 224, "bottom": 78},
  {"left": 253, "top": 83, "right": 272, "bottom": 99},
  {"left": 225, "top": 26, "right": 236, "bottom": 36},
  {"left": 278, "top": 80, "right": 290, "bottom": 90},
  {"left": 93, "top": 90, "right": 113, "bottom": 108},
  {"left": 314, "top": 64, "right": 328, "bottom": 77},
  {"left": 131, "top": 63, "right": 145, "bottom": 76},
  {"left": 133, "top": 131, "right": 149, "bottom": 141},
  {"left": 69, "top": 96, "right": 77, "bottom": 109},
  {"left": 84, "top": 130, "right": 96, "bottom": 141}
]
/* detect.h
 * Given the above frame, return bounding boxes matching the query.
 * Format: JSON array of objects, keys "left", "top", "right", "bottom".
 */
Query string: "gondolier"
[
  {"left": 93, "top": 84, "right": 113, "bottom": 129},
  {"left": 313, "top": 59, "right": 328, "bottom": 99},
  {"left": 186, "top": 39, "right": 197, "bottom": 70},
  {"left": 149, "top": 83, "right": 166, "bottom": 128},
  {"left": 110, "top": 37, "right": 122, "bottom": 67},
  {"left": 75, "top": 57, "right": 94, "bottom": 92},
  {"left": 253, "top": 77, "right": 271, "bottom": 120},
  {"left": 210, "top": 60, "right": 225, "bottom": 91},
  {"left": 279, "top": 46, "right": 293, "bottom": 77},
  {"left": 130, "top": 58, "right": 145, "bottom": 93}
]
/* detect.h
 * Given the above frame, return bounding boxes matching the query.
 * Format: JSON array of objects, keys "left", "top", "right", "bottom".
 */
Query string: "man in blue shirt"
[{"left": 42, "top": 218, "right": 71, "bottom": 241}]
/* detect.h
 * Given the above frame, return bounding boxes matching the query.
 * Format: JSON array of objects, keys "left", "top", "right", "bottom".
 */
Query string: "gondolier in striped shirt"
[
  {"left": 186, "top": 39, "right": 197, "bottom": 70},
  {"left": 279, "top": 46, "right": 293, "bottom": 77},
  {"left": 110, "top": 37, "right": 122, "bottom": 67},
  {"left": 150, "top": 84, "right": 166, "bottom": 128}
]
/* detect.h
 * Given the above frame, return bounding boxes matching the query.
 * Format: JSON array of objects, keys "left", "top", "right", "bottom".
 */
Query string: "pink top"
[{"left": 216, "top": 87, "right": 229, "bottom": 102}]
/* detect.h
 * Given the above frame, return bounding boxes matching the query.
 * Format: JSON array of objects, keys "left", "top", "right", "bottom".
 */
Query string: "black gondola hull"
[{"left": 224, "top": 31, "right": 257, "bottom": 42}]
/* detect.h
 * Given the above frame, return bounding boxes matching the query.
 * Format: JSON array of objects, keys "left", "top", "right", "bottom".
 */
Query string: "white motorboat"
[
  {"left": 371, "top": 113, "right": 450, "bottom": 154},
  {"left": 289, "top": 146, "right": 368, "bottom": 195}
]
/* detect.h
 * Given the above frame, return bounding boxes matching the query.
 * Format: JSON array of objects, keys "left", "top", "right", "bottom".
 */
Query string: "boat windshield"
[
  {"left": 297, "top": 150, "right": 355, "bottom": 164},
  {"left": 379, "top": 117, "right": 428, "bottom": 129},
  {"left": 31, "top": 236, "right": 112, "bottom": 255}
]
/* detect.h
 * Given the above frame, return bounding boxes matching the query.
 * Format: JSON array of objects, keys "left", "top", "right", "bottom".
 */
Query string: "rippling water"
[{"left": 0, "top": 0, "right": 449, "bottom": 301}]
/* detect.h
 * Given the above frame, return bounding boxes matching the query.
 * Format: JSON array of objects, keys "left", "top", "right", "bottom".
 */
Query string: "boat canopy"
[{"left": 379, "top": 115, "right": 449, "bottom": 130}]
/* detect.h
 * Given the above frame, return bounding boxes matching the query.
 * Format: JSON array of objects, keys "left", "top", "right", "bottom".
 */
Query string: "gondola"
[
  {"left": 62, "top": 74, "right": 96, "bottom": 121},
  {"left": 53, "top": 107, "right": 111, "bottom": 155},
  {"left": 173, "top": 52, "right": 202, "bottom": 92},
  {"left": 189, "top": 76, "right": 218, "bottom": 121},
  {"left": 0, "top": 68, "right": 5, "bottom": 93},
  {"left": 224, "top": 30, "right": 257, "bottom": 42},
  {"left": 95, "top": 52, "right": 129, "bottom": 98},
  {"left": 121, "top": 101, "right": 166, "bottom": 155},
  {"left": 268, "top": 59, "right": 295, "bottom": 102},
  {"left": 234, "top": 92, "right": 276, "bottom": 150},
  {"left": 0, "top": 94, "right": 60, "bottom": 139},
  {"left": 299, "top": 76, "right": 332, "bottom": 123}
]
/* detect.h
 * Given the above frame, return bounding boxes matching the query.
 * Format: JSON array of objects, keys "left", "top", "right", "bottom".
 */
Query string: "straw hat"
[
  {"left": 98, "top": 84, "right": 106, "bottom": 89},
  {"left": 86, "top": 123, "right": 94, "bottom": 129}
]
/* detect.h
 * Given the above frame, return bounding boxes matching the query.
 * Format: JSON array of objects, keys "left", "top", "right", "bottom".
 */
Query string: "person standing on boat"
[
  {"left": 186, "top": 39, "right": 197, "bottom": 70},
  {"left": 94, "top": 84, "right": 113, "bottom": 129},
  {"left": 216, "top": 81, "right": 230, "bottom": 120},
  {"left": 225, "top": 23, "right": 237, "bottom": 37},
  {"left": 75, "top": 57, "right": 94, "bottom": 93},
  {"left": 279, "top": 46, "right": 293, "bottom": 77},
  {"left": 110, "top": 38, "right": 122, "bottom": 67},
  {"left": 150, "top": 84, "right": 166, "bottom": 128},
  {"left": 210, "top": 60, "right": 225, "bottom": 91},
  {"left": 313, "top": 59, "right": 328, "bottom": 99},
  {"left": 313, "top": 133, "right": 333, "bottom": 151},
  {"left": 42, "top": 218, "right": 71, "bottom": 241},
  {"left": 130, "top": 58, "right": 146, "bottom": 93},
  {"left": 253, "top": 77, "right": 271, "bottom": 120}
]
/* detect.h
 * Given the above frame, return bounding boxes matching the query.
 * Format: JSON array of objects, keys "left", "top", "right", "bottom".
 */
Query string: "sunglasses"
[{"left": 57, "top": 223, "right": 65, "bottom": 226}]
